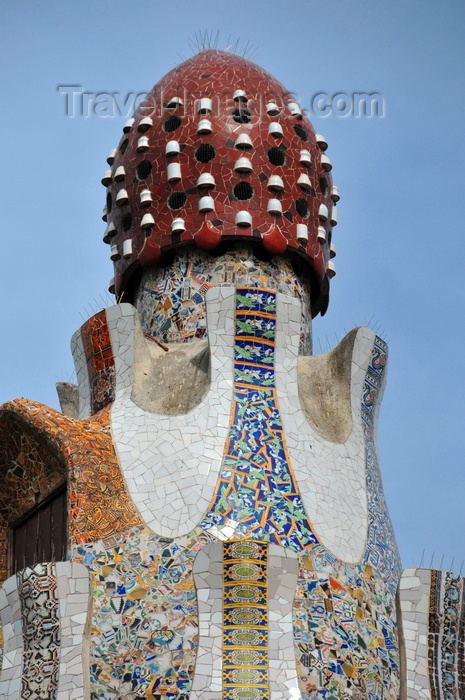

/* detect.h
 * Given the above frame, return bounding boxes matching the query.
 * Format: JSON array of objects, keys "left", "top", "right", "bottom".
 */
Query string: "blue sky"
[{"left": 1, "top": 0, "right": 464, "bottom": 570}]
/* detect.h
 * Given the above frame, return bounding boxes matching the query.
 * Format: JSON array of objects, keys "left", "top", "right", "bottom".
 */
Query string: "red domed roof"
[{"left": 102, "top": 50, "right": 339, "bottom": 316}]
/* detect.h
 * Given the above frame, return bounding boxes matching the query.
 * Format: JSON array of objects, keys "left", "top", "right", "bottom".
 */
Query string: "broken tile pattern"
[
  {"left": 0, "top": 405, "right": 67, "bottom": 584},
  {"left": 201, "top": 287, "right": 318, "bottom": 548},
  {"left": 17, "top": 563, "right": 60, "bottom": 699},
  {"left": 294, "top": 558, "right": 400, "bottom": 700},
  {"left": 80, "top": 310, "right": 116, "bottom": 415},
  {"left": 71, "top": 526, "right": 213, "bottom": 699},
  {"left": 71, "top": 289, "right": 399, "bottom": 699},
  {"left": 0, "top": 399, "right": 141, "bottom": 557},
  {"left": 0, "top": 562, "right": 90, "bottom": 700},
  {"left": 68, "top": 406, "right": 142, "bottom": 546},
  {"left": 134, "top": 247, "right": 312, "bottom": 355},
  {"left": 71, "top": 324, "right": 91, "bottom": 419},
  {"left": 68, "top": 289, "right": 399, "bottom": 699},
  {"left": 291, "top": 335, "right": 401, "bottom": 700},
  {"left": 222, "top": 540, "right": 269, "bottom": 700},
  {"left": 105, "top": 50, "right": 334, "bottom": 307},
  {"left": 0, "top": 289, "right": 403, "bottom": 699},
  {"left": 429, "top": 570, "right": 465, "bottom": 700}
]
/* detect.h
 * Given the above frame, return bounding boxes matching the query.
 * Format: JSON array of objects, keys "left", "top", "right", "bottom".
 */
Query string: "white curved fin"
[
  {"left": 109, "top": 287, "right": 235, "bottom": 538},
  {"left": 275, "top": 293, "right": 384, "bottom": 563}
]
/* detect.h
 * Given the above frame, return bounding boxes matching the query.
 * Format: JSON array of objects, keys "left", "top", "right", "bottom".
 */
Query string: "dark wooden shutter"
[{"left": 11, "top": 485, "right": 67, "bottom": 574}]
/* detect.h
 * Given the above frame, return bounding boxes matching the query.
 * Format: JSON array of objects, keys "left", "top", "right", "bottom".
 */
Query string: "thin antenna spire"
[{"left": 186, "top": 32, "right": 257, "bottom": 58}]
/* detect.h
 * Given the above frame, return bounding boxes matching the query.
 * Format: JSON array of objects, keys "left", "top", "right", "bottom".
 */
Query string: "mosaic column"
[
  {"left": 0, "top": 562, "right": 90, "bottom": 700},
  {"left": 192, "top": 540, "right": 299, "bottom": 700},
  {"left": 222, "top": 540, "right": 269, "bottom": 700},
  {"left": 399, "top": 568, "right": 465, "bottom": 700}
]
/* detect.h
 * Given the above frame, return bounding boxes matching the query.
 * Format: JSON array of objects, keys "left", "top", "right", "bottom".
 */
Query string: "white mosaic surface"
[
  {"left": 275, "top": 294, "right": 371, "bottom": 563},
  {"left": 56, "top": 563, "right": 91, "bottom": 700},
  {"left": 109, "top": 288, "right": 235, "bottom": 537},
  {"left": 191, "top": 540, "right": 223, "bottom": 699},
  {"left": 102, "top": 291, "right": 376, "bottom": 560},
  {"left": 0, "top": 572, "right": 22, "bottom": 698},
  {"left": 398, "top": 568, "right": 432, "bottom": 700},
  {"left": 267, "top": 545, "right": 300, "bottom": 700}
]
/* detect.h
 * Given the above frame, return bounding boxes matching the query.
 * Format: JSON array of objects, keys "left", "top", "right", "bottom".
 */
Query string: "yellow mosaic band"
[{"left": 223, "top": 540, "right": 269, "bottom": 700}]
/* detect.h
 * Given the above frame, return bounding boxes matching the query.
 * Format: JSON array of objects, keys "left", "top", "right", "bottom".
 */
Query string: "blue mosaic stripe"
[
  {"left": 361, "top": 335, "right": 401, "bottom": 589},
  {"left": 201, "top": 287, "right": 319, "bottom": 551},
  {"left": 360, "top": 335, "right": 388, "bottom": 428}
]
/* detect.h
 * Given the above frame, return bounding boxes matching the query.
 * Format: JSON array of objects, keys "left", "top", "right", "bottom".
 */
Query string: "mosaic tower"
[{"left": 0, "top": 51, "right": 463, "bottom": 700}]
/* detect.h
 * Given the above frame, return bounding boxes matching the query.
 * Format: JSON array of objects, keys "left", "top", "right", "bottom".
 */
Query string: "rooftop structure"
[{"left": 0, "top": 50, "right": 462, "bottom": 700}]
